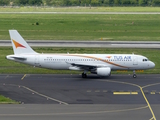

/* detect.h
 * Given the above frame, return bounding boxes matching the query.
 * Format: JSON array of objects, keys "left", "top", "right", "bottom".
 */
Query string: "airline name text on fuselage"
[{"left": 114, "top": 56, "right": 131, "bottom": 60}]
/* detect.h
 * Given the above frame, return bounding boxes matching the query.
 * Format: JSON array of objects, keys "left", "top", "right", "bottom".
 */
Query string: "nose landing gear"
[{"left": 133, "top": 70, "right": 137, "bottom": 78}]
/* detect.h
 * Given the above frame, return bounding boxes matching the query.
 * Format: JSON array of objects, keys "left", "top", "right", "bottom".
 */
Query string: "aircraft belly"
[{"left": 40, "top": 62, "right": 69, "bottom": 70}]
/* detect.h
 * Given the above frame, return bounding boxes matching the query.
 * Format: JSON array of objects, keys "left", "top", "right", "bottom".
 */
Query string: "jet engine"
[{"left": 96, "top": 67, "right": 111, "bottom": 76}]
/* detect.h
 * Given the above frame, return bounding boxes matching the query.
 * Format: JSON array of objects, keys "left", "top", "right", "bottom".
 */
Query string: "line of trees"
[
  {"left": 0, "top": 0, "right": 43, "bottom": 5},
  {"left": 1, "top": 0, "right": 160, "bottom": 6}
]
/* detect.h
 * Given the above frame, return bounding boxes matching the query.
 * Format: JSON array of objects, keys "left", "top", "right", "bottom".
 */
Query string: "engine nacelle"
[{"left": 96, "top": 67, "right": 111, "bottom": 76}]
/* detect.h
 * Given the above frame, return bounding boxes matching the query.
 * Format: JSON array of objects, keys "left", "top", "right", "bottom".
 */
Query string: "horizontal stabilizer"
[{"left": 6, "top": 55, "right": 27, "bottom": 61}]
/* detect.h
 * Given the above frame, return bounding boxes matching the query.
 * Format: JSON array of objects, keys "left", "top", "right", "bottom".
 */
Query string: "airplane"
[{"left": 6, "top": 30, "right": 155, "bottom": 78}]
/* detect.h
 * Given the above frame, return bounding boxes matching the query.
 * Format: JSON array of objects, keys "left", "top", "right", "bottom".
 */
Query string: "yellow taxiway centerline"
[
  {"left": 99, "top": 79, "right": 156, "bottom": 120},
  {"left": 113, "top": 92, "right": 138, "bottom": 95},
  {"left": 21, "top": 74, "right": 26, "bottom": 80}
]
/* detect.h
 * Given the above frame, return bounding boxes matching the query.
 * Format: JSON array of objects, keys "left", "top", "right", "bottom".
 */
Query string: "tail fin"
[{"left": 9, "top": 30, "right": 37, "bottom": 55}]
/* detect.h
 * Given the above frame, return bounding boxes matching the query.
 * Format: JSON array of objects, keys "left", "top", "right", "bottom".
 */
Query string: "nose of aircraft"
[{"left": 150, "top": 61, "right": 155, "bottom": 69}]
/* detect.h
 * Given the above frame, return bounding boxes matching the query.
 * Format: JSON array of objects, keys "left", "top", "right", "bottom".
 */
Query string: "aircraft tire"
[
  {"left": 82, "top": 73, "right": 87, "bottom": 78},
  {"left": 133, "top": 74, "right": 137, "bottom": 78}
]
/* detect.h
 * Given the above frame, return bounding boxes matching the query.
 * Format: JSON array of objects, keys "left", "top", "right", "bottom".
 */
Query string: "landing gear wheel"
[
  {"left": 133, "top": 74, "right": 137, "bottom": 78},
  {"left": 133, "top": 70, "right": 137, "bottom": 78},
  {"left": 82, "top": 73, "right": 87, "bottom": 78}
]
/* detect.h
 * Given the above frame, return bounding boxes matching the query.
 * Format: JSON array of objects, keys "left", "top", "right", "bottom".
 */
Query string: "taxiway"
[{"left": 0, "top": 74, "right": 160, "bottom": 120}]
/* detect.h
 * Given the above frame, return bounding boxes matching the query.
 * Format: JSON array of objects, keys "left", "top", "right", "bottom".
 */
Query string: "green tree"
[
  {"left": 104, "top": 0, "right": 109, "bottom": 4},
  {"left": 99, "top": 0, "right": 104, "bottom": 5},
  {"left": 139, "top": 0, "right": 147, "bottom": 6},
  {"left": 91, "top": 0, "right": 99, "bottom": 5},
  {"left": 81, "top": 0, "right": 91, "bottom": 5},
  {"left": 104, "top": 0, "right": 113, "bottom": 5},
  {"left": 28, "top": 0, "right": 43, "bottom": 5},
  {"left": 45, "top": 0, "right": 64, "bottom": 6},
  {"left": 70, "top": 0, "right": 80, "bottom": 5},
  {"left": 152, "top": 0, "right": 160, "bottom": 5},
  {"left": 55, "top": 0, "right": 64, "bottom": 6},
  {"left": 63, "top": 0, "right": 71, "bottom": 5},
  {"left": 130, "top": 0, "right": 138, "bottom": 5},
  {"left": 147, "top": 0, "right": 152, "bottom": 5},
  {"left": 45, "top": 0, "right": 56, "bottom": 5},
  {"left": 16, "top": 0, "right": 29, "bottom": 5},
  {"left": 45, "top": 0, "right": 52, "bottom": 5},
  {"left": 0, "top": 0, "right": 10, "bottom": 5},
  {"left": 121, "top": 0, "right": 130, "bottom": 5},
  {"left": 114, "top": 0, "right": 120, "bottom": 5}
]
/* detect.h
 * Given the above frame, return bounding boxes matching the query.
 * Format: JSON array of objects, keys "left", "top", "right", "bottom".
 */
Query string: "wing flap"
[{"left": 67, "top": 62, "right": 108, "bottom": 70}]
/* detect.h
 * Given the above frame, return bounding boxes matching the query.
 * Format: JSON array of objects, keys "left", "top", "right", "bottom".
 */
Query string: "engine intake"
[{"left": 97, "top": 67, "right": 111, "bottom": 76}]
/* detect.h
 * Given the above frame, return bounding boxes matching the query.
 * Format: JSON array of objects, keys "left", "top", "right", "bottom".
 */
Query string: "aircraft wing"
[{"left": 67, "top": 62, "right": 108, "bottom": 70}]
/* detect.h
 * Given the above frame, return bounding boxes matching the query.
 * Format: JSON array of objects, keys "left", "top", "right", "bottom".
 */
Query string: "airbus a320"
[{"left": 6, "top": 30, "right": 155, "bottom": 78}]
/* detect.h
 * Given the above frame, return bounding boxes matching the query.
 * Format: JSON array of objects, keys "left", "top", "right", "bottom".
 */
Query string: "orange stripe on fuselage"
[{"left": 45, "top": 54, "right": 129, "bottom": 68}]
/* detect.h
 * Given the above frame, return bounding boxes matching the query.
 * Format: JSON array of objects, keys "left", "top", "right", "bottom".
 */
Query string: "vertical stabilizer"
[{"left": 9, "top": 30, "right": 37, "bottom": 55}]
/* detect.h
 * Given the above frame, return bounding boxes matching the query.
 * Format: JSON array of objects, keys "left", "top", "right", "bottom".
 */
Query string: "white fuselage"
[{"left": 6, "top": 53, "right": 155, "bottom": 71}]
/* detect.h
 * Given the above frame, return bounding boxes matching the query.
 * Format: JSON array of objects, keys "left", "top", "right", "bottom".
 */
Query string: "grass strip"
[
  {"left": 0, "top": 7, "right": 160, "bottom": 12},
  {"left": 0, "top": 95, "right": 18, "bottom": 104},
  {"left": 0, "top": 14, "right": 160, "bottom": 41}
]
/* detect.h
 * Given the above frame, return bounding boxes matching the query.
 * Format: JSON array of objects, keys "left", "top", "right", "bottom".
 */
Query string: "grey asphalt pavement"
[
  {"left": 1, "top": 40, "right": 160, "bottom": 48},
  {"left": 0, "top": 74, "right": 160, "bottom": 120}
]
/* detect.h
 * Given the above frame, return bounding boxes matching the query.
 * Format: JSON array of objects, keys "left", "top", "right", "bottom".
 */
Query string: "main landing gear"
[
  {"left": 133, "top": 70, "right": 137, "bottom": 78},
  {"left": 82, "top": 72, "right": 87, "bottom": 78}
]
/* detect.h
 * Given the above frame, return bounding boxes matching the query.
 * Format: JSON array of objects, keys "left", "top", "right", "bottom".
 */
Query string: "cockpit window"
[{"left": 143, "top": 59, "right": 148, "bottom": 61}]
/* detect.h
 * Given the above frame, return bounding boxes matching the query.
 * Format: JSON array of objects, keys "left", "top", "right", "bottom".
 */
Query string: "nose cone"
[{"left": 150, "top": 61, "right": 155, "bottom": 69}]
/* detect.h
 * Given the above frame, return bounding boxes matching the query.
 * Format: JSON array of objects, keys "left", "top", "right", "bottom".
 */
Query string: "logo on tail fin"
[{"left": 12, "top": 39, "right": 26, "bottom": 48}]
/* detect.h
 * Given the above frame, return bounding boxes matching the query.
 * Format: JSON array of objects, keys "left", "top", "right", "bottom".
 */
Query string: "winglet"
[{"left": 9, "top": 30, "right": 37, "bottom": 55}]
